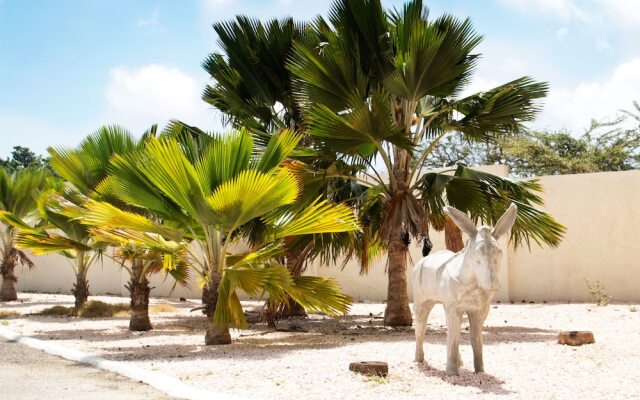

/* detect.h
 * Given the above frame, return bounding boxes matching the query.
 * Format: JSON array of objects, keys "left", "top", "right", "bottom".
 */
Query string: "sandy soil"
[{"left": 2, "top": 293, "right": 639, "bottom": 400}]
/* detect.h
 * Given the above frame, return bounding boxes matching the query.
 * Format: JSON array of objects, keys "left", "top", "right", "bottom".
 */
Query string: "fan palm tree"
[
  {"left": 203, "top": 16, "right": 305, "bottom": 133},
  {"left": 0, "top": 167, "right": 50, "bottom": 301},
  {"left": 77, "top": 127, "right": 358, "bottom": 344},
  {"left": 288, "top": 0, "right": 565, "bottom": 326},
  {"left": 2, "top": 186, "right": 108, "bottom": 308},
  {"left": 203, "top": 16, "right": 376, "bottom": 323},
  {"left": 4, "top": 126, "right": 188, "bottom": 328}
]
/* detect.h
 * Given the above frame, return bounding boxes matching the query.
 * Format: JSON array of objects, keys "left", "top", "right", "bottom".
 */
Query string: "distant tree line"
[
  {"left": 423, "top": 101, "right": 640, "bottom": 178},
  {"left": 0, "top": 146, "right": 50, "bottom": 173}
]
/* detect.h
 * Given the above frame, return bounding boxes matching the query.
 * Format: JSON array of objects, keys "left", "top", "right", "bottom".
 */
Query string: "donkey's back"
[{"left": 412, "top": 250, "right": 458, "bottom": 303}]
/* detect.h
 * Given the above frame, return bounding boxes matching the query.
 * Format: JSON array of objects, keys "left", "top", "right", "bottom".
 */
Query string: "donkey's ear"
[
  {"left": 492, "top": 203, "right": 518, "bottom": 239},
  {"left": 444, "top": 206, "right": 477, "bottom": 238}
]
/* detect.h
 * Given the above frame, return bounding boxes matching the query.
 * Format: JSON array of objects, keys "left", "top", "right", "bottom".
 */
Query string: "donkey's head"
[{"left": 444, "top": 204, "right": 518, "bottom": 291}]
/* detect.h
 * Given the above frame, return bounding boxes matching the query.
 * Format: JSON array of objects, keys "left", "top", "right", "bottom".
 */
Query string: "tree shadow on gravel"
[
  {"left": 25, "top": 309, "right": 557, "bottom": 345},
  {"left": 417, "top": 363, "right": 514, "bottom": 395}
]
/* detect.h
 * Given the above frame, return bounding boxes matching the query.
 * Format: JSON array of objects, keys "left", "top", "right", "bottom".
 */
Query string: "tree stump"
[
  {"left": 349, "top": 361, "right": 388, "bottom": 377},
  {"left": 558, "top": 331, "right": 595, "bottom": 346}
]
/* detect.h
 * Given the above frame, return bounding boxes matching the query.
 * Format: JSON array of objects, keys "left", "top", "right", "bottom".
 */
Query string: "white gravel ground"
[{"left": 1, "top": 293, "right": 639, "bottom": 400}]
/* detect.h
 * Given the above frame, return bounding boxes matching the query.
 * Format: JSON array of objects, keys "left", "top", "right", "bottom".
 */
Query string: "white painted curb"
[{"left": 0, "top": 326, "right": 249, "bottom": 400}]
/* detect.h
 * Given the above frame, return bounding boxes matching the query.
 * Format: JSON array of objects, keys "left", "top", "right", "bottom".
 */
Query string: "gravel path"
[
  {"left": 0, "top": 338, "right": 175, "bottom": 400},
  {"left": 2, "top": 293, "right": 639, "bottom": 400}
]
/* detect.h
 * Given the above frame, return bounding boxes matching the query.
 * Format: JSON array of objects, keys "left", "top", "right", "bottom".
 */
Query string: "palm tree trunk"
[
  {"left": 0, "top": 250, "right": 18, "bottom": 301},
  {"left": 72, "top": 270, "right": 89, "bottom": 309},
  {"left": 383, "top": 237, "right": 413, "bottom": 326},
  {"left": 202, "top": 271, "right": 231, "bottom": 345},
  {"left": 445, "top": 217, "right": 465, "bottom": 252},
  {"left": 127, "top": 260, "right": 151, "bottom": 331}
]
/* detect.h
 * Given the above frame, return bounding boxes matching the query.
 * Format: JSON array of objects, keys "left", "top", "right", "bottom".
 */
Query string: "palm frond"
[
  {"left": 206, "top": 168, "right": 299, "bottom": 231},
  {"left": 271, "top": 198, "right": 360, "bottom": 238}
]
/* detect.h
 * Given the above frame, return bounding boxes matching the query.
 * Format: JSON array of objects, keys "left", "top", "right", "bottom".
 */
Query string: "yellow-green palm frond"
[
  {"left": 271, "top": 198, "right": 360, "bottom": 238},
  {"left": 225, "top": 241, "right": 285, "bottom": 268},
  {"left": 88, "top": 227, "right": 183, "bottom": 254},
  {"left": 14, "top": 231, "right": 95, "bottom": 255},
  {"left": 213, "top": 261, "right": 351, "bottom": 329},
  {"left": 0, "top": 211, "right": 39, "bottom": 233},
  {"left": 195, "top": 129, "right": 253, "bottom": 192},
  {"left": 287, "top": 275, "right": 351, "bottom": 316},
  {"left": 81, "top": 200, "right": 184, "bottom": 242},
  {"left": 206, "top": 168, "right": 299, "bottom": 232},
  {"left": 253, "top": 129, "right": 303, "bottom": 172}
]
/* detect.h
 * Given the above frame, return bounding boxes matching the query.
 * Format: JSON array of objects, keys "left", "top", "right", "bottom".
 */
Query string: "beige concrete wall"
[
  {"left": 11, "top": 167, "right": 640, "bottom": 303},
  {"left": 508, "top": 169, "right": 640, "bottom": 302}
]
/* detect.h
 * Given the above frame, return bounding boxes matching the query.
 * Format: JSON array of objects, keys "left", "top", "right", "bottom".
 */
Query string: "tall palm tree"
[
  {"left": 78, "top": 128, "right": 359, "bottom": 344},
  {"left": 0, "top": 167, "right": 50, "bottom": 301},
  {"left": 288, "top": 0, "right": 565, "bottom": 326}
]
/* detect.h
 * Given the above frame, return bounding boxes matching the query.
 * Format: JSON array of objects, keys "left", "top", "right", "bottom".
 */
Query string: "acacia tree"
[
  {"left": 289, "top": 0, "right": 564, "bottom": 326},
  {"left": 78, "top": 128, "right": 359, "bottom": 344},
  {"left": 0, "top": 167, "right": 50, "bottom": 301}
]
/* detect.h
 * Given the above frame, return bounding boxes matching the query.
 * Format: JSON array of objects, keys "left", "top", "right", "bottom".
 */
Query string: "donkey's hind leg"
[{"left": 414, "top": 300, "right": 434, "bottom": 363}]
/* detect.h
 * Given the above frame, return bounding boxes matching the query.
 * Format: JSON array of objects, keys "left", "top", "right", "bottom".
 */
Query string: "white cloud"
[
  {"left": 596, "top": 0, "right": 640, "bottom": 30},
  {"left": 537, "top": 58, "right": 640, "bottom": 133},
  {"left": 501, "top": 0, "right": 640, "bottom": 30},
  {"left": 137, "top": 10, "right": 159, "bottom": 28},
  {"left": 105, "top": 64, "right": 222, "bottom": 134}
]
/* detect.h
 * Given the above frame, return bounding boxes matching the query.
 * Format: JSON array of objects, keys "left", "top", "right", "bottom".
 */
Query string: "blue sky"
[{"left": 1, "top": 0, "right": 639, "bottom": 157}]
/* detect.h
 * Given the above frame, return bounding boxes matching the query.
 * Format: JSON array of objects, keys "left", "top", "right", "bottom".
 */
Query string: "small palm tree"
[
  {"left": 79, "top": 128, "right": 359, "bottom": 344},
  {"left": 44, "top": 125, "right": 189, "bottom": 329},
  {"left": 289, "top": 0, "right": 565, "bottom": 325},
  {"left": 0, "top": 167, "right": 50, "bottom": 301},
  {"left": 4, "top": 187, "right": 107, "bottom": 308}
]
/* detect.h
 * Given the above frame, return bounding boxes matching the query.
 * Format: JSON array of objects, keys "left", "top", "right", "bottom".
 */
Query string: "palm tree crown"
[{"left": 288, "top": 0, "right": 564, "bottom": 325}]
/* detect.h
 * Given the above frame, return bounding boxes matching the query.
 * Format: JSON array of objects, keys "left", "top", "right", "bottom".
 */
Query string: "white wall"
[{"left": 12, "top": 167, "right": 640, "bottom": 303}]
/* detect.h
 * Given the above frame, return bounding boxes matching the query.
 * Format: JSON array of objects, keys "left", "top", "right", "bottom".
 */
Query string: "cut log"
[
  {"left": 558, "top": 331, "right": 595, "bottom": 346},
  {"left": 349, "top": 361, "right": 388, "bottom": 377}
]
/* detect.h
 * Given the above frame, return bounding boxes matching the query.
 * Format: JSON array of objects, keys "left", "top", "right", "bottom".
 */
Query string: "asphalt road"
[{"left": 0, "top": 339, "right": 176, "bottom": 400}]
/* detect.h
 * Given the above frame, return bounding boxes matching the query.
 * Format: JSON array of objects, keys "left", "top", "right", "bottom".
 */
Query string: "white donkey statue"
[{"left": 412, "top": 203, "right": 517, "bottom": 376}]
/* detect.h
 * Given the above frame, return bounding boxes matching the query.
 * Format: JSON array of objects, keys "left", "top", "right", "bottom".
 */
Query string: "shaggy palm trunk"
[
  {"left": 127, "top": 259, "right": 151, "bottom": 331},
  {"left": 445, "top": 217, "right": 465, "bottom": 252},
  {"left": 383, "top": 237, "right": 413, "bottom": 326},
  {"left": 203, "top": 271, "right": 231, "bottom": 345},
  {"left": 383, "top": 145, "right": 414, "bottom": 326},
  {"left": 0, "top": 250, "right": 18, "bottom": 301},
  {"left": 72, "top": 270, "right": 89, "bottom": 309}
]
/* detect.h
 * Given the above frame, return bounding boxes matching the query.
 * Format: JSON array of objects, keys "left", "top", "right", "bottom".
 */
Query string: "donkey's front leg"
[
  {"left": 445, "top": 307, "right": 463, "bottom": 376},
  {"left": 468, "top": 305, "right": 489, "bottom": 373}
]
